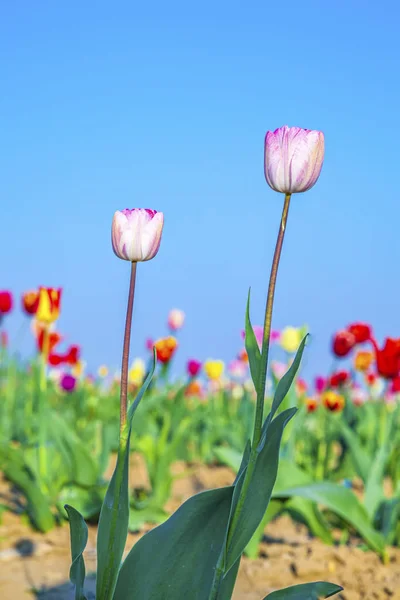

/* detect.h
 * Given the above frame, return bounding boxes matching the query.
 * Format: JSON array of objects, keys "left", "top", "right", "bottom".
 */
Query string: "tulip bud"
[
  {"left": 168, "top": 309, "right": 185, "bottom": 331},
  {"left": 332, "top": 330, "right": 356, "bottom": 357},
  {"left": 187, "top": 359, "right": 202, "bottom": 378},
  {"left": 22, "top": 290, "right": 40, "bottom": 315},
  {"left": 264, "top": 125, "right": 324, "bottom": 194},
  {"left": 112, "top": 208, "right": 164, "bottom": 262},
  {"left": 36, "top": 287, "right": 62, "bottom": 324},
  {"left": 0, "top": 291, "right": 13, "bottom": 314}
]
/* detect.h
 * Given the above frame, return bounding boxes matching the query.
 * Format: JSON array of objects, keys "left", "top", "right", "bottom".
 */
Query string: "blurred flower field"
[{"left": 1, "top": 289, "right": 400, "bottom": 565}]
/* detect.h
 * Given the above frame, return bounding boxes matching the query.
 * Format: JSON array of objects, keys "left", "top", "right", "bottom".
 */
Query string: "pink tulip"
[
  {"left": 315, "top": 376, "right": 327, "bottom": 394},
  {"left": 264, "top": 125, "right": 324, "bottom": 194},
  {"left": 112, "top": 208, "right": 164, "bottom": 262},
  {"left": 187, "top": 359, "right": 202, "bottom": 377},
  {"left": 229, "top": 359, "right": 247, "bottom": 379}
]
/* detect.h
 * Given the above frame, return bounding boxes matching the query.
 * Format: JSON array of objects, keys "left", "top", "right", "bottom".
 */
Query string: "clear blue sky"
[{"left": 1, "top": 1, "right": 399, "bottom": 382}]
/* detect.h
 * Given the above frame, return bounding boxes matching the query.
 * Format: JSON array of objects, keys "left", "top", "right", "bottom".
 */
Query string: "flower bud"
[
  {"left": 112, "top": 208, "right": 164, "bottom": 262},
  {"left": 264, "top": 125, "right": 324, "bottom": 194}
]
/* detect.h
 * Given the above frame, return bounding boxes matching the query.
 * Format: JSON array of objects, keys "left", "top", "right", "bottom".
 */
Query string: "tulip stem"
[
  {"left": 38, "top": 326, "right": 50, "bottom": 493},
  {"left": 209, "top": 193, "right": 292, "bottom": 600},
  {"left": 253, "top": 192, "right": 292, "bottom": 445},
  {"left": 120, "top": 261, "right": 137, "bottom": 434}
]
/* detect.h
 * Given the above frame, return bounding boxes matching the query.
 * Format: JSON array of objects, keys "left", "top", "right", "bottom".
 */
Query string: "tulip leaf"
[
  {"left": 259, "top": 336, "right": 308, "bottom": 451},
  {"left": 218, "top": 556, "right": 241, "bottom": 599},
  {"left": 340, "top": 423, "right": 371, "bottom": 482},
  {"left": 245, "top": 289, "right": 261, "bottom": 388},
  {"left": 364, "top": 441, "right": 390, "bottom": 519},
  {"left": 95, "top": 355, "right": 156, "bottom": 600},
  {"left": 2, "top": 447, "right": 55, "bottom": 532},
  {"left": 272, "top": 482, "right": 386, "bottom": 556},
  {"left": 263, "top": 581, "right": 343, "bottom": 599},
  {"left": 233, "top": 440, "right": 251, "bottom": 485},
  {"left": 113, "top": 487, "right": 234, "bottom": 600},
  {"left": 286, "top": 497, "right": 333, "bottom": 545},
  {"left": 224, "top": 408, "right": 297, "bottom": 574},
  {"left": 244, "top": 500, "right": 283, "bottom": 559},
  {"left": 65, "top": 504, "right": 88, "bottom": 600}
]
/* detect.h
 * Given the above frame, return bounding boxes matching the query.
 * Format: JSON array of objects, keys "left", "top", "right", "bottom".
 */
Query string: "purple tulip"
[{"left": 60, "top": 373, "right": 76, "bottom": 393}]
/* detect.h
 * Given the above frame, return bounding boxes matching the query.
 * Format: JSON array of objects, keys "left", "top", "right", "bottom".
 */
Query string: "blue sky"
[{"left": 1, "top": 1, "right": 399, "bottom": 382}]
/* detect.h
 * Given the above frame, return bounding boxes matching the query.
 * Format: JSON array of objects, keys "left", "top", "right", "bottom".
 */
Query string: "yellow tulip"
[
  {"left": 204, "top": 359, "right": 224, "bottom": 381},
  {"left": 129, "top": 358, "right": 146, "bottom": 385},
  {"left": 280, "top": 325, "right": 307, "bottom": 354},
  {"left": 98, "top": 365, "right": 109, "bottom": 378}
]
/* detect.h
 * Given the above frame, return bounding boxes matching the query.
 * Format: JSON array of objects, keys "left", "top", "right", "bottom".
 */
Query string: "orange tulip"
[
  {"left": 354, "top": 351, "right": 374, "bottom": 372},
  {"left": 154, "top": 336, "right": 178, "bottom": 364}
]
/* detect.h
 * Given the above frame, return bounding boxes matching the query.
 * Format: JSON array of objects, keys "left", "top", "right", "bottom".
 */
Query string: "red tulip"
[
  {"left": 22, "top": 290, "right": 40, "bottom": 315},
  {"left": 332, "top": 330, "right": 356, "bottom": 357},
  {"left": 329, "top": 370, "right": 350, "bottom": 388},
  {"left": 347, "top": 322, "right": 372, "bottom": 344},
  {"left": 37, "top": 328, "right": 63, "bottom": 354},
  {"left": 365, "top": 372, "right": 377, "bottom": 387},
  {"left": 0, "top": 291, "right": 13, "bottom": 314},
  {"left": 371, "top": 337, "right": 400, "bottom": 380},
  {"left": 49, "top": 345, "right": 80, "bottom": 367},
  {"left": 390, "top": 377, "right": 400, "bottom": 394}
]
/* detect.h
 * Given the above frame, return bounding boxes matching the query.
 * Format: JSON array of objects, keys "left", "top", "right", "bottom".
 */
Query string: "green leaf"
[
  {"left": 340, "top": 424, "right": 371, "bottom": 482},
  {"left": 364, "top": 441, "right": 389, "bottom": 519},
  {"left": 245, "top": 289, "right": 261, "bottom": 388},
  {"left": 113, "top": 487, "right": 234, "bottom": 600},
  {"left": 218, "top": 556, "right": 241, "bottom": 600},
  {"left": 259, "top": 336, "right": 308, "bottom": 450},
  {"left": 273, "top": 460, "right": 333, "bottom": 544},
  {"left": 273, "top": 482, "right": 386, "bottom": 556},
  {"left": 225, "top": 408, "right": 297, "bottom": 573},
  {"left": 263, "top": 581, "right": 343, "bottom": 599},
  {"left": 59, "top": 485, "right": 105, "bottom": 521},
  {"left": 128, "top": 506, "right": 168, "bottom": 531},
  {"left": 65, "top": 505, "right": 88, "bottom": 600},
  {"left": 96, "top": 356, "right": 156, "bottom": 600},
  {"left": 286, "top": 498, "right": 333, "bottom": 545},
  {"left": 51, "top": 413, "right": 99, "bottom": 487},
  {"left": 3, "top": 448, "right": 55, "bottom": 532},
  {"left": 376, "top": 497, "right": 400, "bottom": 545},
  {"left": 214, "top": 446, "right": 242, "bottom": 473},
  {"left": 244, "top": 500, "right": 282, "bottom": 558}
]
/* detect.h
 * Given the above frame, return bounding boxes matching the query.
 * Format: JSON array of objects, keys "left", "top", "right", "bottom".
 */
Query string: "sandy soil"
[{"left": 0, "top": 457, "right": 399, "bottom": 600}]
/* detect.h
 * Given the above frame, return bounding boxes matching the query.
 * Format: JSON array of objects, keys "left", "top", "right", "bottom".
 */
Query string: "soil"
[{"left": 0, "top": 456, "right": 399, "bottom": 600}]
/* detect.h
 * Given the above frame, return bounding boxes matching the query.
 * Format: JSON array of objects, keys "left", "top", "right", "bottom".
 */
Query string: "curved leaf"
[
  {"left": 113, "top": 487, "right": 234, "bottom": 600},
  {"left": 225, "top": 408, "right": 297, "bottom": 573},
  {"left": 259, "top": 336, "right": 308, "bottom": 451},
  {"left": 245, "top": 289, "right": 261, "bottom": 387},
  {"left": 263, "top": 581, "right": 343, "bottom": 599},
  {"left": 65, "top": 505, "right": 88, "bottom": 600},
  {"left": 96, "top": 355, "right": 156, "bottom": 600},
  {"left": 273, "top": 482, "right": 386, "bottom": 556}
]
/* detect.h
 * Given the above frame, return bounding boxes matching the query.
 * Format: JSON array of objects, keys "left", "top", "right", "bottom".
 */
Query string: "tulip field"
[{"left": 1, "top": 126, "right": 400, "bottom": 600}]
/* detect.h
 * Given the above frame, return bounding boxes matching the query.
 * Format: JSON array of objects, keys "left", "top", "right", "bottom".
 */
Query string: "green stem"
[
  {"left": 316, "top": 408, "right": 327, "bottom": 481},
  {"left": 209, "top": 193, "right": 292, "bottom": 599},
  {"left": 119, "top": 261, "right": 137, "bottom": 434},
  {"left": 38, "top": 326, "right": 50, "bottom": 492}
]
